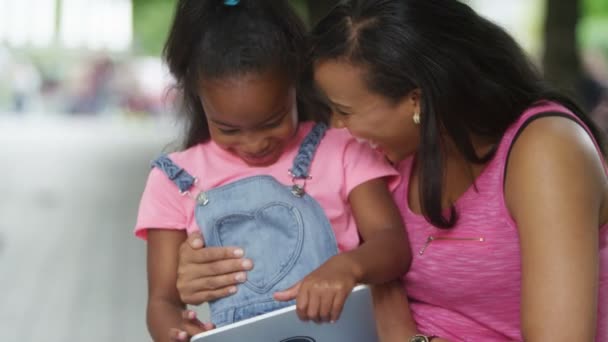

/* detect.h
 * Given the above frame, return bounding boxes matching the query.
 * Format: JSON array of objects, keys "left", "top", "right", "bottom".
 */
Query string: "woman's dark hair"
[
  {"left": 310, "top": 0, "right": 605, "bottom": 228},
  {"left": 164, "top": 0, "right": 312, "bottom": 148}
]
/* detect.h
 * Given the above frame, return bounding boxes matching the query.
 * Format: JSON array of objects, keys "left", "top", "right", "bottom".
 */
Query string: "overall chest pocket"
[{"left": 213, "top": 202, "right": 305, "bottom": 294}]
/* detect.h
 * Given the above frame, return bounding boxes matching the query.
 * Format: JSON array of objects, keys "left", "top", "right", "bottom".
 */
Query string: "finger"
[
  {"left": 330, "top": 291, "right": 348, "bottom": 323},
  {"left": 184, "top": 271, "right": 247, "bottom": 291},
  {"left": 180, "top": 247, "right": 250, "bottom": 265},
  {"left": 205, "top": 258, "right": 253, "bottom": 277},
  {"left": 202, "top": 322, "right": 216, "bottom": 330},
  {"left": 180, "top": 310, "right": 215, "bottom": 336},
  {"left": 273, "top": 282, "right": 301, "bottom": 302},
  {"left": 319, "top": 290, "right": 335, "bottom": 323},
  {"left": 181, "top": 285, "right": 239, "bottom": 305},
  {"left": 178, "top": 271, "right": 244, "bottom": 304},
  {"left": 181, "top": 320, "right": 206, "bottom": 337},
  {"left": 178, "top": 258, "right": 252, "bottom": 289},
  {"left": 186, "top": 231, "right": 205, "bottom": 248},
  {"left": 306, "top": 286, "right": 322, "bottom": 323},
  {"left": 296, "top": 283, "right": 310, "bottom": 321},
  {"left": 181, "top": 316, "right": 208, "bottom": 336},
  {"left": 181, "top": 309, "right": 198, "bottom": 321},
  {"left": 169, "top": 328, "right": 188, "bottom": 342}
]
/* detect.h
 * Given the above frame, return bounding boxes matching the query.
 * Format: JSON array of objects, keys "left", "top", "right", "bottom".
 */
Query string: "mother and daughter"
[{"left": 135, "top": 1, "right": 607, "bottom": 341}]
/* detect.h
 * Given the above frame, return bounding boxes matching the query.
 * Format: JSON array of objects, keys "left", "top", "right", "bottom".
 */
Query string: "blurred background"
[{"left": 0, "top": 1, "right": 606, "bottom": 341}]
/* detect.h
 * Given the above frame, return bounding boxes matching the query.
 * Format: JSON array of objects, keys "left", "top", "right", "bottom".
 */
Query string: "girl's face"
[
  {"left": 314, "top": 60, "right": 420, "bottom": 163},
  {"left": 198, "top": 70, "right": 298, "bottom": 167}
]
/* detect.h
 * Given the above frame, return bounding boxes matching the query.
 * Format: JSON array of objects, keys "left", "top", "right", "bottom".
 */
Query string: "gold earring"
[{"left": 413, "top": 111, "right": 420, "bottom": 125}]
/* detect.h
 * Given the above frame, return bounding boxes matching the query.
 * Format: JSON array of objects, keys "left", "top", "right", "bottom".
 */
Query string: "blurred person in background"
[{"left": 9, "top": 59, "right": 41, "bottom": 113}]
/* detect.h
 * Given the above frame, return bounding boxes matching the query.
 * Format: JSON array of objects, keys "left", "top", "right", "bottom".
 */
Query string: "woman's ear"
[
  {"left": 396, "top": 88, "right": 421, "bottom": 123},
  {"left": 409, "top": 88, "right": 422, "bottom": 111}
]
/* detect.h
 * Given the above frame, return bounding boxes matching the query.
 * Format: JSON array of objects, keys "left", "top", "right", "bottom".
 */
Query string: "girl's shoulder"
[
  {"left": 297, "top": 121, "right": 356, "bottom": 153},
  {"left": 153, "top": 142, "right": 219, "bottom": 180},
  {"left": 164, "top": 143, "right": 210, "bottom": 168},
  {"left": 320, "top": 126, "right": 359, "bottom": 149}
]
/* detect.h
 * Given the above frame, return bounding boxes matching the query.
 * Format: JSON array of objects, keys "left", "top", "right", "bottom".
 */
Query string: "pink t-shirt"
[
  {"left": 394, "top": 102, "right": 607, "bottom": 341},
  {"left": 135, "top": 122, "right": 399, "bottom": 252}
]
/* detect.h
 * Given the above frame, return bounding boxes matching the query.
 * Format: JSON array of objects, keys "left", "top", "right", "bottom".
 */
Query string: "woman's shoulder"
[
  {"left": 508, "top": 100, "right": 601, "bottom": 162},
  {"left": 508, "top": 115, "right": 603, "bottom": 169}
]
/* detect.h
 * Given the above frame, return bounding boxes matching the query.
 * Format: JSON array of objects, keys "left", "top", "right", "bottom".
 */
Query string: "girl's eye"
[{"left": 218, "top": 128, "right": 240, "bottom": 135}]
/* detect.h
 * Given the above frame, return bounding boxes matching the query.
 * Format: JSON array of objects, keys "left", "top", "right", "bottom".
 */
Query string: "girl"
[{"left": 134, "top": 1, "right": 411, "bottom": 341}]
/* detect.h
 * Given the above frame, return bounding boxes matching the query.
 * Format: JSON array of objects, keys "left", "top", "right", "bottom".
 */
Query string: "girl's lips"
[{"left": 240, "top": 150, "right": 279, "bottom": 166}]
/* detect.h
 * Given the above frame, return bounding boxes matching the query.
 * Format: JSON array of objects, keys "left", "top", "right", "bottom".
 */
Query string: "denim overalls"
[{"left": 152, "top": 123, "right": 339, "bottom": 327}]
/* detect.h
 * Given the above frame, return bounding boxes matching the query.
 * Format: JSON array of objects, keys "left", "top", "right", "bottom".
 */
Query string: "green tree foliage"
[
  {"left": 132, "top": 0, "right": 338, "bottom": 56},
  {"left": 583, "top": 0, "right": 608, "bottom": 18},
  {"left": 132, "top": 0, "right": 175, "bottom": 56}
]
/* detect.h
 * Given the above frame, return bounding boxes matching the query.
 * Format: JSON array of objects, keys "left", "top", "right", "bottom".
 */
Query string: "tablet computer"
[{"left": 191, "top": 285, "right": 378, "bottom": 342}]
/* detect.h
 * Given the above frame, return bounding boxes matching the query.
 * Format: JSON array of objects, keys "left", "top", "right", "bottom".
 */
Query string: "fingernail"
[
  {"left": 330, "top": 320, "right": 336, "bottom": 324},
  {"left": 233, "top": 249, "right": 244, "bottom": 257},
  {"left": 242, "top": 259, "right": 252, "bottom": 269},
  {"left": 178, "top": 331, "right": 187, "bottom": 340},
  {"left": 229, "top": 286, "right": 237, "bottom": 294},
  {"left": 235, "top": 272, "right": 246, "bottom": 282},
  {"left": 192, "top": 238, "right": 203, "bottom": 247},
  {"left": 188, "top": 311, "right": 196, "bottom": 319}
]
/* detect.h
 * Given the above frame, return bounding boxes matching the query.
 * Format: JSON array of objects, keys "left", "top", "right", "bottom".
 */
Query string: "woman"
[{"left": 172, "top": 0, "right": 607, "bottom": 341}]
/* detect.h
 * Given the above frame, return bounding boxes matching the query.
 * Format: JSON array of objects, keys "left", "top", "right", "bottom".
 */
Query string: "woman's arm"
[
  {"left": 350, "top": 179, "right": 421, "bottom": 341},
  {"left": 505, "top": 117, "right": 603, "bottom": 341},
  {"left": 147, "top": 229, "right": 188, "bottom": 341},
  {"left": 371, "top": 281, "right": 419, "bottom": 341}
]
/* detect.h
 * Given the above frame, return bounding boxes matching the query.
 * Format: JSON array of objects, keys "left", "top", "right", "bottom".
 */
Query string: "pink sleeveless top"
[{"left": 394, "top": 102, "right": 608, "bottom": 341}]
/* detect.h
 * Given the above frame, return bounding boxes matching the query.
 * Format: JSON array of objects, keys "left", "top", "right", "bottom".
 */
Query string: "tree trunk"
[{"left": 542, "top": 0, "right": 583, "bottom": 103}]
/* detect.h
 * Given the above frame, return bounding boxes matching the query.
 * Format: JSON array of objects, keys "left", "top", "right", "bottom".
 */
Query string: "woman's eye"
[
  {"left": 263, "top": 119, "right": 283, "bottom": 129},
  {"left": 336, "top": 109, "right": 350, "bottom": 116}
]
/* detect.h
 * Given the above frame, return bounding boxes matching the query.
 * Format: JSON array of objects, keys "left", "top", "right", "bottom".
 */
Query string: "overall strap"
[
  {"left": 290, "top": 122, "right": 328, "bottom": 179},
  {"left": 151, "top": 155, "right": 196, "bottom": 194}
]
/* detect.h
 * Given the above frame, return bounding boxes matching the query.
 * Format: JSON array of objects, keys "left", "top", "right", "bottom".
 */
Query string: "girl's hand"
[
  {"left": 177, "top": 232, "right": 254, "bottom": 305},
  {"left": 274, "top": 254, "right": 359, "bottom": 323},
  {"left": 168, "top": 310, "right": 215, "bottom": 341}
]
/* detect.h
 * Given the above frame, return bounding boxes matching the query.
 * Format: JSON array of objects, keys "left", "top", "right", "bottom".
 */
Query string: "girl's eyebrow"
[
  {"left": 209, "top": 105, "right": 289, "bottom": 128},
  {"left": 262, "top": 107, "right": 289, "bottom": 123},
  {"left": 209, "top": 117, "right": 239, "bottom": 128}
]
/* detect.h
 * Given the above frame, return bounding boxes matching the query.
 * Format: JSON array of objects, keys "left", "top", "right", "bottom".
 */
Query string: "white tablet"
[{"left": 191, "top": 285, "right": 379, "bottom": 342}]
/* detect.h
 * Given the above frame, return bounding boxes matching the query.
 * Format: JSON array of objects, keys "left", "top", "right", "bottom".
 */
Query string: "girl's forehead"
[{"left": 200, "top": 74, "right": 295, "bottom": 127}]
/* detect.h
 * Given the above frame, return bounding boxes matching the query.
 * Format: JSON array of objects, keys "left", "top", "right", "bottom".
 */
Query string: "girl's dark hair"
[
  {"left": 164, "top": 0, "right": 312, "bottom": 148},
  {"left": 310, "top": 0, "right": 605, "bottom": 228}
]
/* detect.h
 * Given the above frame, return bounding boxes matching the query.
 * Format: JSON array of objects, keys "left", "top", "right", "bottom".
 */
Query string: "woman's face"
[{"left": 314, "top": 60, "right": 420, "bottom": 163}]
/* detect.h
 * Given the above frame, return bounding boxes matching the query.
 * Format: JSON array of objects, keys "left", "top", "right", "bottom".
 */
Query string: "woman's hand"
[
  {"left": 274, "top": 254, "right": 359, "bottom": 323},
  {"left": 177, "top": 232, "right": 254, "bottom": 305},
  {"left": 169, "top": 310, "right": 215, "bottom": 341}
]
